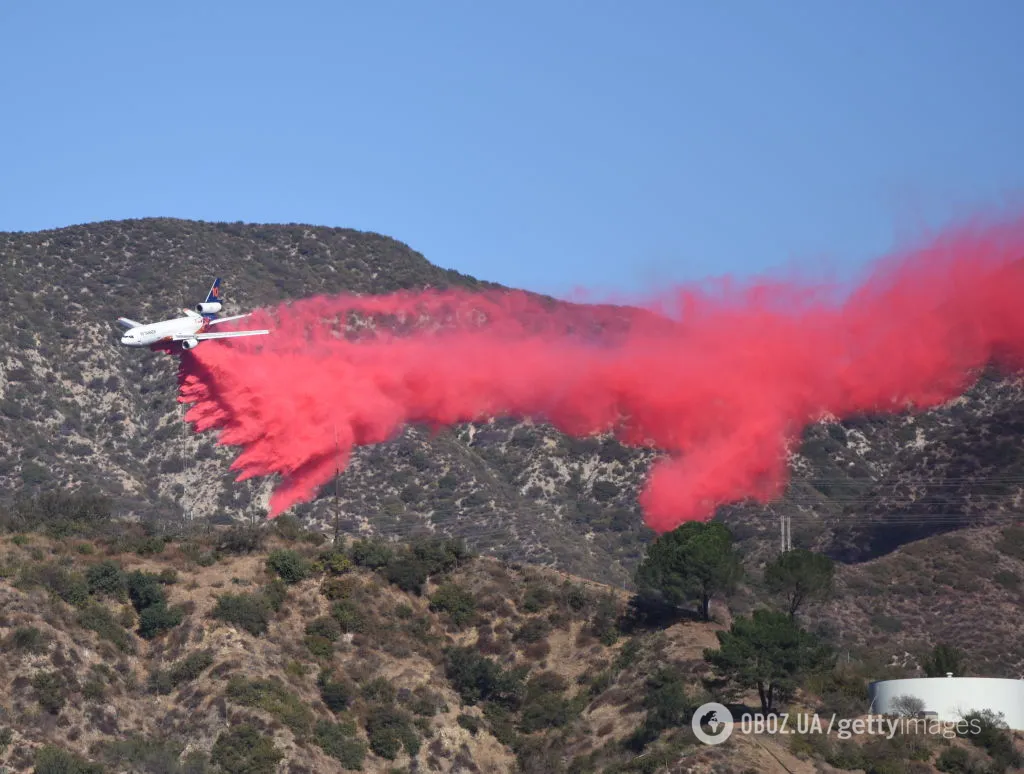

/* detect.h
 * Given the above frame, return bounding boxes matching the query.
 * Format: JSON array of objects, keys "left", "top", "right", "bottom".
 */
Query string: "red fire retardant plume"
[{"left": 174, "top": 215, "right": 1024, "bottom": 533}]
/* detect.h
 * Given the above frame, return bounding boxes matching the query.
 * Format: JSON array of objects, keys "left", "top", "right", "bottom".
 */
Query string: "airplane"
[{"left": 116, "top": 278, "right": 270, "bottom": 351}]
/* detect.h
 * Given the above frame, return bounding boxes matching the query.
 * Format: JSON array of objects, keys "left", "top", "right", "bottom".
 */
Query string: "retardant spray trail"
[{"left": 174, "top": 215, "right": 1024, "bottom": 533}]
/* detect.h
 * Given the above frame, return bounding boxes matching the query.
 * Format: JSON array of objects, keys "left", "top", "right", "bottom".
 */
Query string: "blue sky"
[{"left": 1, "top": 1, "right": 1022, "bottom": 298}]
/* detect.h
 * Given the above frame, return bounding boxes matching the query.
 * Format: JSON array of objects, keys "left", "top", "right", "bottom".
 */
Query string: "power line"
[{"left": 309, "top": 508, "right": 1024, "bottom": 541}]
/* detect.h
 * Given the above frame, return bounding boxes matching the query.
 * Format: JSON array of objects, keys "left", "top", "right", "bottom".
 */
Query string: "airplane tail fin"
[
  {"left": 204, "top": 278, "right": 223, "bottom": 305},
  {"left": 196, "top": 278, "right": 224, "bottom": 321}
]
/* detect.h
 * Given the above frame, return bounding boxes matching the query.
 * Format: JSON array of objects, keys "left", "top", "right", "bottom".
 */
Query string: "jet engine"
[
  {"left": 196, "top": 302, "right": 222, "bottom": 314},
  {"left": 180, "top": 337, "right": 200, "bottom": 350}
]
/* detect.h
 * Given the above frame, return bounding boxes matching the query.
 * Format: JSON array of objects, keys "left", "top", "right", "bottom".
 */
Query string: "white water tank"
[{"left": 868, "top": 676, "right": 1024, "bottom": 730}]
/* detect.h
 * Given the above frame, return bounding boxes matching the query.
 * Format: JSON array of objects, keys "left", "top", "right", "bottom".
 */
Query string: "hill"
[
  {"left": 821, "top": 524, "right": 1024, "bottom": 678},
  {"left": 0, "top": 517, "right": 1021, "bottom": 774},
  {"left": 3, "top": 217, "right": 1024, "bottom": 688},
  {"left": 0, "top": 218, "right": 658, "bottom": 587}
]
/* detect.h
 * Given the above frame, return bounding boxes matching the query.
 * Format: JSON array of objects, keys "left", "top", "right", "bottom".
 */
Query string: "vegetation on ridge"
[
  {"left": 0, "top": 501, "right": 1018, "bottom": 773},
  {"left": 2, "top": 219, "right": 1024, "bottom": 770}
]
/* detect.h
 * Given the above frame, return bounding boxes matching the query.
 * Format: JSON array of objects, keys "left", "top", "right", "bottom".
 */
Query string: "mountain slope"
[
  {"left": 2, "top": 219, "right": 1024, "bottom": 593},
  {"left": 3, "top": 523, "right": 1020, "bottom": 774}
]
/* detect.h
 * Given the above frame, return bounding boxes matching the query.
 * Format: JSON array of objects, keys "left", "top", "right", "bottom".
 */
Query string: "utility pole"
[
  {"left": 180, "top": 402, "right": 192, "bottom": 529},
  {"left": 780, "top": 513, "right": 792, "bottom": 552},
  {"left": 332, "top": 424, "right": 342, "bottom": 545}
]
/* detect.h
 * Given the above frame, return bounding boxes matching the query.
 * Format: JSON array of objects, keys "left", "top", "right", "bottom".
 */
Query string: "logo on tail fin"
[{"left": 205, "top": 278, "right": 222, "bottom": 303}]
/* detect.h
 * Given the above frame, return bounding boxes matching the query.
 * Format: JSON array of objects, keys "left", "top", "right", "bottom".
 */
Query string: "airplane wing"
[
  {"left": 117, "top": 317, "right": 142, "bottom": 329},
  {"left": 173, "top": 330, "right": 270, "bottom": 341},
  {"left": 205, "top": 313, "right": 252, "bottom": 326}
]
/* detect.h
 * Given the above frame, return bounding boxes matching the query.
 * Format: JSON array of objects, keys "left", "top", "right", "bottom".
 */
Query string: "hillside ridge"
[{"left": 2, "top": 218, "right": 1024, "bottom": 667}]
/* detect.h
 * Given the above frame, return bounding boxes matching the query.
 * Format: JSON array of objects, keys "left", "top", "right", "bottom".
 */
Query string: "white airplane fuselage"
[{"left": 120, "top": 314, "right": 208, "bottom": 349}]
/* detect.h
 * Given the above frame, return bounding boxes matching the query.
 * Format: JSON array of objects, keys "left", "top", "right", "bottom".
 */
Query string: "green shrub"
[
  {"left": 302, "top": 530, "right": 327, "bottom": 546},
  {"left": 361, "top": 676, "right": 396, "bottom": 704},
  {"left": 321, "top": 576, "right": 355, "bottom": 601},
  {"left": 923, "top": 644, "right": 965, "bottom": 677},
  {"left": 124, "top": 571, "right": 165, "bottom": 611},
  {"left": 266, "top": 549, "right": 311, "bottom": 584},
  {"left": 521, "top": 583, "right": 553, "bottom": 613},
  {"left": 314, "top": 719, "right": 366, "bottom": 769},
  {"left": 137, "top": 602, "right": 184, "bottom": 639},
  {"left": 273, "top": 514, "right": 303, "bottom": 541},
  {"left": 409, "top": 686, "right": 446, "bottom": 716},
  {"left": 33, "top": 670, "right": 68, "bottom": 715},
  {"left": 566, "top": 585, "right": 588, "bottom": 612},
  {"left": 483, "top": 702, "right": 518, "bottom": 746},
  {"left": 94, "top": 735, "right": 208, "bottom": 774},
  {"left": 378, "top": 538, "right": 473, "bottom": 594},
  {"left": 23, "top": 563, "right": 90, "bottom": 608},
  {"left": 262, "top": 579, "right": 287, "bottom": 611},
  {"left": 306, "top": 616, "right": 341, "bottom": 641},
  {"left": 457, "top": 714, "right": 480, "bottom": 735},
  {"left": 12, "top": 490, "right": 113, "bottom": 540},
  {"left": 517, "top": 672, "right": 573, "bottom": 732},
  {"left": 429, "top": 583, "right": 477, "bottom": 627},
  {"left": 443, "top": 646, "right": 525, "bottom": 708},
  {"left": 806, "top": 664, "right": 870, "bottom": 718},
  {"left": 303, "top": 634, "right": 331, "bottom": 658},
  {"left": 211, "top": 592, "right": 272, "bottom": 636},
  {"left": 993, "top": 570, "right": 1020, "bottom": 590},
  {"left": 315, "top": 549, "right": 352, "bottom": 575},
  {"left": 626, "top": 667, "right": 695, "bottom": 751},
  {"left": 149, "top": 650, "right": 214, "bottom": 694},
  {"left": 520, "top": 693, "right": 572, "bottom": 732},
  {"left": 365, "top": 705, "right": 420, "bottom": 760},
  {"left": 132, "top": 535, "right": 169, "bottom": 556},
  {"left": 318, "top": 670, "right": 354, "bottom": 713},
  {"left": 349, "top": 539, "right": 394, "bottom": 568},
  {"left": 77, "top": 602, "right": 134, "bottom": 653},
  {"left": 514, "top": 618, "right": 550, "bottom": 644},
  {"left": 82, "top": 674, "right": 106, "bottom": 701},
  {"left": 614, "top": 637, "right": 641, "bottom": 670},
  {"left": 225, "top": 676, "right": 314, "bottom": 737},
  {"left": 32, "top": 745, "right": 104, "bottom": 774},
  {"left": 330, "top": 599, "right": 368, "bottom": 633},
  {"left": 118, "top": 570, "right": 183, "bottom": 639},
  {"left": 411, "top": 537, "right": 472, "bottom": 572},
  {"left": 995, "top": 526, "right": 1024, "bottom": 561},
  {"left": 935, "top": 746, "right": 972, "bottom": 773},
  {"left": 959, "top": 709, "right": 1022, "bottom": 769},
  {"left": 85, "top": 560, "right": 124, "bottom": 598},
  {"left": 588, "top": 593, "right": 621, "bottom": 645},
  {"left": 384, "top": 557, "right": 430, "bottom": 594},
  {"left": 6, "top": 625, "right": 49, "bottom": 653},
  {"left": 216, "top": 526, "right": 265, "bottom": 555},
  {"left": 210, "top": 723, "right": 283, "bottom": 774}
]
